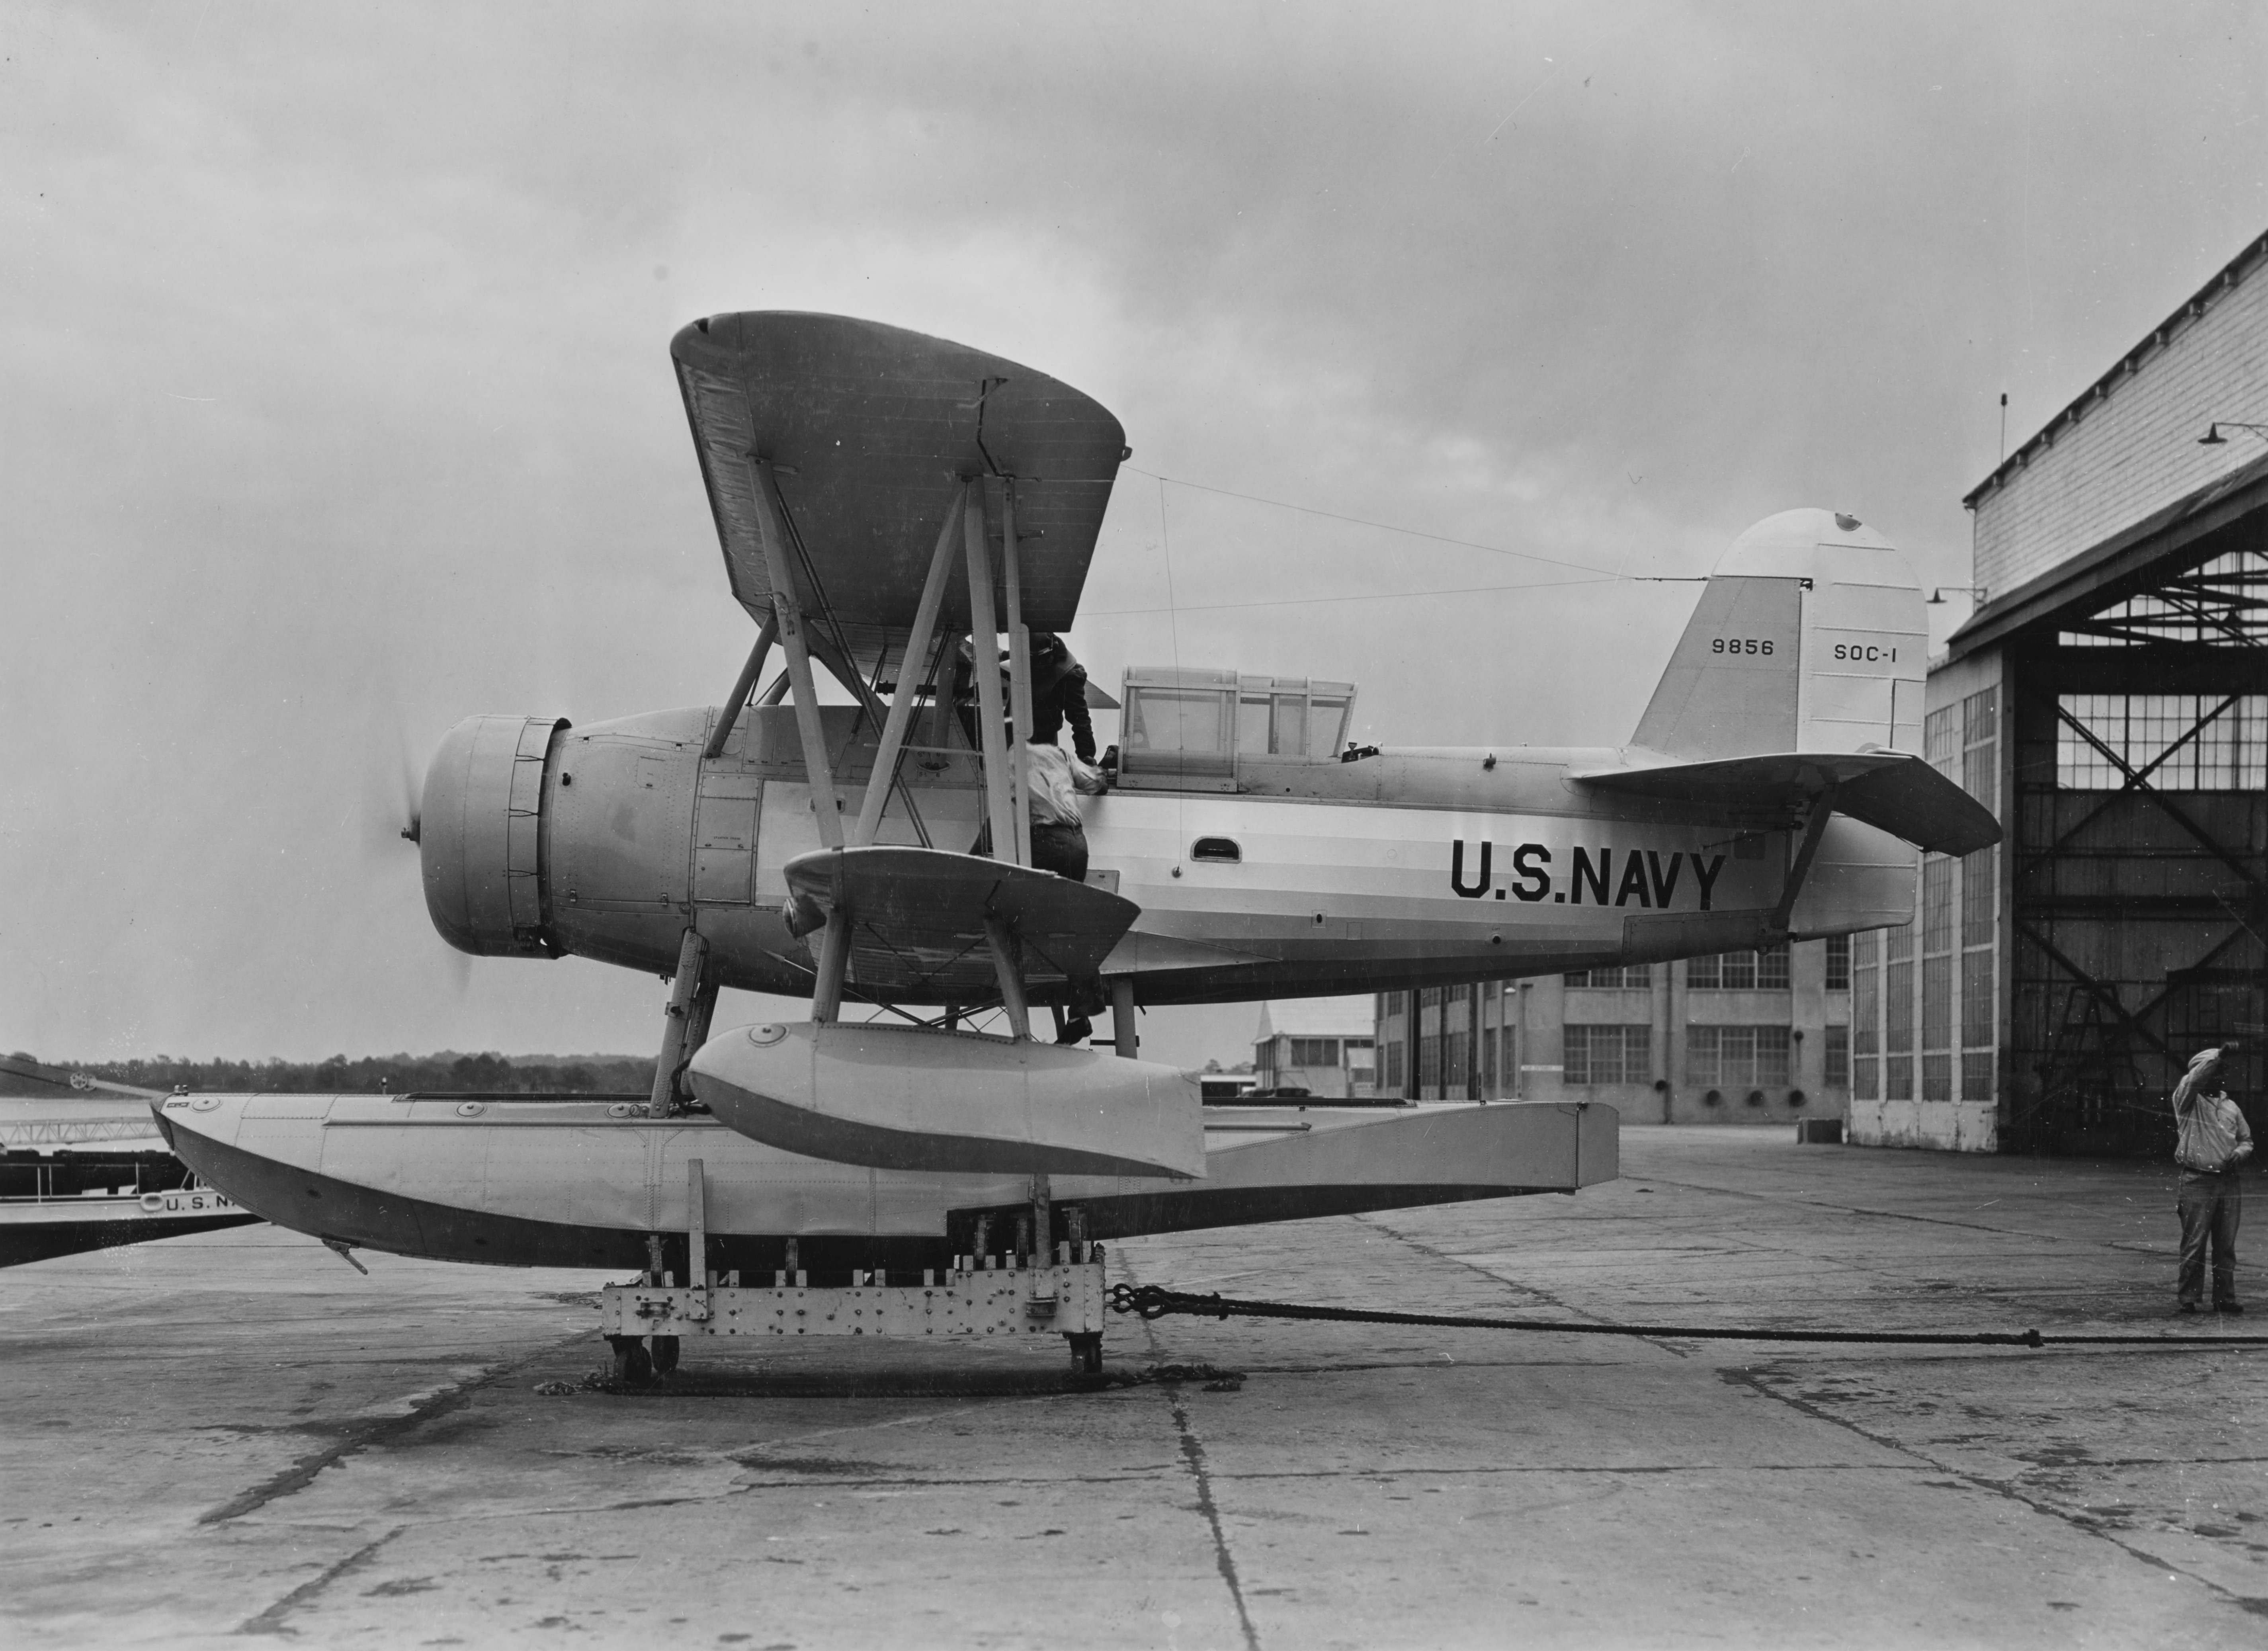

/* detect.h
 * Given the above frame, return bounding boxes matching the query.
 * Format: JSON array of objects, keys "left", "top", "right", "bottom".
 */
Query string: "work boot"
[
  {"left": 2177, "top": 1302, "right": 2200, "bottom": 1315},
  {"left": 1056, "top": 1014, "right": 1093, "bottom": 1046},
  {"left": 2216, "top": 1301, "right": 2245, "bottom": 1315}
]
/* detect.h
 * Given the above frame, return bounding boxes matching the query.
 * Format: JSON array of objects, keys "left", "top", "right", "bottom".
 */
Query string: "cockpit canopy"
[{"left": 1117, "top": 667, "right": 1357, "bottom": 791}]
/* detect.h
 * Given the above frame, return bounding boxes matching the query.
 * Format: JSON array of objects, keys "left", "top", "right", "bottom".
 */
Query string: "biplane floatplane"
[{"left": 158, "top": 313, "right": 1996, "bottom": 1374}]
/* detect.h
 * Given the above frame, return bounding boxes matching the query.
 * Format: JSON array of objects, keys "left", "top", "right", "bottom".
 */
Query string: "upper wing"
[
  {"left": 671, "top": 313, "right": 1127, "bottom": 680},
  {"left": 1571, "top": 749, "right": 2002, "bottom": 858}
]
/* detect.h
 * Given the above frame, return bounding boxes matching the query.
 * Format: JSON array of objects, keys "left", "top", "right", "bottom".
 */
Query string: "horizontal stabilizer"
[
  {"left": 691, "top": 1021, "right": 1204, "bottom": 1179},
  {"left": 1572, "top": 750, "right": 2000, "bottom": 857},
  {"left": 784, "top": 845, "right": 1139, "bottom": 1002}
]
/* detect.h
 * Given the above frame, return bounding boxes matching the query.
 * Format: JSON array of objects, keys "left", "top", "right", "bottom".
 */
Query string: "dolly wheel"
[
  {"left": 1067, "top": 1331, "right": 1103, "bottom": 1374},
  {"left": 611, "top": 1336, "right": 654, "bottom": 1385},
  {"left": 651, "top": 1334, "right": 681, "bottom": 1375}
]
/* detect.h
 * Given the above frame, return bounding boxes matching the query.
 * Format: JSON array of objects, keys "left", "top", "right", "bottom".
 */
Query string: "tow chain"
[{"left": 1106, "top": 1283, "right": 2268, "bottom": 1349}]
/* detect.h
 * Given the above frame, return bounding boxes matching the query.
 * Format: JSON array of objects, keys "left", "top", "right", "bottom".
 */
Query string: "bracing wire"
[{"left": 1123, "top": 464, "right": 1705, "bottom": 584}]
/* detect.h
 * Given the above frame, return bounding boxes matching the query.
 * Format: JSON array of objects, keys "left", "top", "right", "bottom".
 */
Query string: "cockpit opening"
[{"left": 1116, "top": 667, "right": 1357, "bottom": 791}]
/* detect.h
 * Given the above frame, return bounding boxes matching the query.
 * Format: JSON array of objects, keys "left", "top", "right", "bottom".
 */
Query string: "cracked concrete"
[{"left": 2, "top": 1127, "right": 2262, "bottom": 1647}]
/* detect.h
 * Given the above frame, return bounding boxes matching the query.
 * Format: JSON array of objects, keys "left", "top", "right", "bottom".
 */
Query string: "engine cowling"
[{"left": 419, "top": 715, "right": 569, "bottom": 957}]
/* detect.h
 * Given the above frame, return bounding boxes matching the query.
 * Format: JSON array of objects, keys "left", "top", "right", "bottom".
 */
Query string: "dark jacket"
[{"left": 1029, "top": 636, "right": 1096, "bottom": 762}]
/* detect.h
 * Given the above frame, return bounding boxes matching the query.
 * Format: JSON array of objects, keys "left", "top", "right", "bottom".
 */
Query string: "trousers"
[
  {"left": 1029, "top": 821, "right": 1089, "bottom": 882},
  {"left": 2176, "top": 1169, "right": 2243, "bottom": 1307}
]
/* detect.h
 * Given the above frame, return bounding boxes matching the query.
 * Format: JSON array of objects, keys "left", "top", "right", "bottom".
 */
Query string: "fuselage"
[{"left": 422, "top": 702, "right": 1917, "bottom": 1006}]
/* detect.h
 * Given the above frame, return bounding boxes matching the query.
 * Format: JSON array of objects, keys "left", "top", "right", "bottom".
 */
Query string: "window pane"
[
  {"left": 1758, "top": 1026, "right": 1790, "bottom": 1087},
  {"left": 1825, "top": 1025, "right": 1850, "bottom": 1087},
  {"left": 1922, "top": 859, "right": 1955, "bottom": 954},
  {"left": 1127, "top": 688, "right": 1228, "bottom": 754},
  {"left": 1687, "top": 953, "right": 1720, "bottom": 989},
  {"left": 1854, "top": 963, "right": 1879, "bottom": 1057},
  {"left": 1237, "top": 697, "right": 1270, "bottom": 753},
  {"left": 1826, "top": 935, "right": 1851, "bottom": 992},
  {"left": 1962, "top": 950, "right": 1995, "bottom": 1047},
  {"left": 1688, "top": 1025, "right": 1717, "bottom": 1086},
  {"left": 1963, "top": 687, "right": 1999, "bottom": 811},
  {"left": 1923, "top": 1052, "right": 1951, "bottom": 1102},
  {"left": 1961, "top": 848, "right": 1995, "bottom": 948},
  {"left": 1723, "top": 952, "right": 1756, "bottom": 989},
  {"left": 1855, "top": 1054, "right": 1879, "bottom": 1099},
  {"left": 1757, "top": 944, "right": 1789, "bottom": 989},
  {"left": 1886, "top": 961, "right": 1914, "bottom": 1052},
  {"left": 1925, "top": 705, "right": 1959, "bottom": 775},
  {"left": 1962, "top": 1050, "right": 1993, "bottom": 1102},
  {"left": 1922, "top": 956, "right": 1952, "bottom": 1053},
  {"left": 1568, "top": 1025, "right": 1649, "bottom": 1085},
  {"left": 1854, "top": 929, "right": 1878, "bottom": 968},
  {"left": 1885, "top": 922, "right": 1914, "bottom": 963},
  {"left": 1311, "top": 699, "right": 1348, "bottom": 756},
  {"left": 2057, "top": 694, "right": 2268, "bottom": 790},
  {"left": 1271, "top": 695, "right": 1307, "bottom": 757},
  {"left": 1887, "top": 1054, "right": 1913, "bottom": 1099}
]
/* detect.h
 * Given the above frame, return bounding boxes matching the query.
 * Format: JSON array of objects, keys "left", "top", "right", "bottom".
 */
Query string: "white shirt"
[
  {"left": 2172, "top": 1051, "right": 2254, "bottom": 1173},
  {"left": 1023, "top": 742, "right": 1105, "bottom": 827}
]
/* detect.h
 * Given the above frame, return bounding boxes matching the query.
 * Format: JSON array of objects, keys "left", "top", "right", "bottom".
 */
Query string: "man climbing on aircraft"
[
  {"left": 1027, "top": 632, "right": 1098, "bottom": 764},
  {"left": 1025, "top": 731, "right": 1108, "bottom": 883},
  {"left": 2171, "top": 1043, "right": 2252, "bottom": 1315},
  {"left": 1024, "top": 719, "right": 1110, "bottom": 1044}
]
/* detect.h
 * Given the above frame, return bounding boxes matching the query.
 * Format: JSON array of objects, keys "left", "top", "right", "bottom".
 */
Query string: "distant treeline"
[{"left": 1, "top": 1051, "right": 654, "bottom": 1097}]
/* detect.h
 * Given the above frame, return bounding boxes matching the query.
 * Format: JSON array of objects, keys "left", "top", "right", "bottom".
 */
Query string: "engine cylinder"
[{"left": 420, "top": 714, "right": 568, "bottom": 957}]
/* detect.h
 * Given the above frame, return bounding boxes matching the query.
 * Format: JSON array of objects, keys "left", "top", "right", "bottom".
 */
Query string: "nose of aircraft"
[{"left": 418, "top": 715, "right": 569, "bottom": 957}]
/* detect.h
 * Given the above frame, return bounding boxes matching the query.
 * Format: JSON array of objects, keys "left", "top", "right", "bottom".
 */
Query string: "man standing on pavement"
[{"left": 2171, "top": 1043, "right": 2253, "bottom": 1315}]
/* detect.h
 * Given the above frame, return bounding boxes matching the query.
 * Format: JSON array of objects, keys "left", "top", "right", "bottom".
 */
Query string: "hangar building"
[
  {"left": 1850, "top": 228, "right": 2268, "bottom": 1155},
  {"left": 1371, "top": 939, "right": 1852, "bottom": 1119}
]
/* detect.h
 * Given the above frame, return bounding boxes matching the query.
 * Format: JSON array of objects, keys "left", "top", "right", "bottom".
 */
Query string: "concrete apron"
[{"left": 1, "top": 1127, "right": 2261, "bottom": 1649}]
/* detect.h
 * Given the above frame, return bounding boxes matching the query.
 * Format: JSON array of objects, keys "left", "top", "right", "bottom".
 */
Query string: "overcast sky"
[{"left": 4, "top": 1, "right": 2265, "bottom": 1069}]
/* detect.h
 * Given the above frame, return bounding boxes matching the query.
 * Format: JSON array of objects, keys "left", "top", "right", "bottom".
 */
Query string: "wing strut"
[
  {"left": 1003, "top": 484, "right": 1035, "bottom": 868},
  {"left": 648, "top": 928, "right": 719, "bottom": 1115},
  {"left": 701, "top": 615, "right": 776, "bottom": 761},
  {"left": 852, "top": 486, "right": 966, "bottom": 846},
  {"left": 745, "top": 452, "right": 855, "bottom": 1021},
  {"left": 1770, "top": 783, "right": 1839, "bottom": 936},
  {"left": 746, "top": 455, "right": 844, "bottom": 853},
  {"left": 962, "top": 485, "right": 1022, "bottom": 866},
  {"left": 983, "top": 916, "right": 1033, "bottom": 1039}
]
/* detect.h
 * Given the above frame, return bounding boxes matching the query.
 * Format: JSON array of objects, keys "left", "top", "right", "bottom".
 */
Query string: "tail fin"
[{"left": 1631, "top": 509, "right": 1926, "bottom": 759}]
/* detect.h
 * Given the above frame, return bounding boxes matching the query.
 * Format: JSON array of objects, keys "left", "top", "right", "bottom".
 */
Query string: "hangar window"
[
  {"left": 1564, "top": 1024, "right": 1650, "bottom": 1085},
  {"left": 1852, "top": 931, "right": 1880, "bottom": 1100},
  {"left": 1824, "top": 1026, "right": 1850, "bottom": 1088},
  {"left": 1686, "top": 945, "right": 1789, "bottom": 989},
  {"left": 2057, "top": 694, "right": 2268, "bottom": 790},
  {"left": 1961, "top": 687, "right": 1998, "bottom": 808},
  {"left": 1564, "top": 965, "right": 1651, "bottom": 987},
  {"left": 2059, "top": 549, "right": 2268, "bottom": 648},
  {"left": 1686, "top": 1026, "right": 1791, "bottom": 1090}
]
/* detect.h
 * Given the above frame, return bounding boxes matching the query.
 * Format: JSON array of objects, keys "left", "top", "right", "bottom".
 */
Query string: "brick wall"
[{"left": 1971, "top": 238, "right": 2268, "bottom": 597}]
